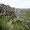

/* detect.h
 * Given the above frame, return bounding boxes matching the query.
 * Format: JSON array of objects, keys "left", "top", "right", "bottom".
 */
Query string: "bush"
[{"left": 12, "top": 19, "right": 30, "bottom": 30}]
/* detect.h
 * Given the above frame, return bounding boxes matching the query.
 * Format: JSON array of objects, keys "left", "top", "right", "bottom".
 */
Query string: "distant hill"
[{"left": 14, "top": 8, "right": 30, "bottom": 19}]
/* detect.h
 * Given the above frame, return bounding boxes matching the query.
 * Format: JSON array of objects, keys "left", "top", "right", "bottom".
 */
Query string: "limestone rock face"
[
  {"left": 0, "top": 4, "right": 15, "bottom": 16},
  {"left": 14, "top": 8, "right": 30, "bottom": 19},
  {"left": 0, "top": 4, "right": 30, "bottom": 19}
]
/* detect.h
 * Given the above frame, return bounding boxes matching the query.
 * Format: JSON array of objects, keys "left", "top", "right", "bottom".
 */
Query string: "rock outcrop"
[{"left": 0, "top": 4, "right": 30, "bottom": 19}]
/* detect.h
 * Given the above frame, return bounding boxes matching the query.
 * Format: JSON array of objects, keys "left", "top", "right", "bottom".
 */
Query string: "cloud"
[{"left": 0, "top": 0, "right": 30, "bottom": 8}]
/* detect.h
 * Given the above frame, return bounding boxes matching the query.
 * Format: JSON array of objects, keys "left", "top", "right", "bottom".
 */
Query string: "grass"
[{"left": 0, "top": 17, "right": 9, "bottom": 30}]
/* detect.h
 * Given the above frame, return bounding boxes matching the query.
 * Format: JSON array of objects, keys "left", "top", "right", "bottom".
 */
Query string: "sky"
[{"left": 0, "top": 0, "right": 30, "bottom": 8}]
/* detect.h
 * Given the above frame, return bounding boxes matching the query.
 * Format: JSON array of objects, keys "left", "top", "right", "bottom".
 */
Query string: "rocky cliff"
[{"left": 0, "top": 4, "right": 30, "bottom": 19}]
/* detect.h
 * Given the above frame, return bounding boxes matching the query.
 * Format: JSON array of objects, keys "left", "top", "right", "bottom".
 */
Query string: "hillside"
[
  {"left": 0, "top": 4, "right": 30, "bottom": 30},
  {"left": 0, "top": 4, "right": 30, "bottom": 19}
]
